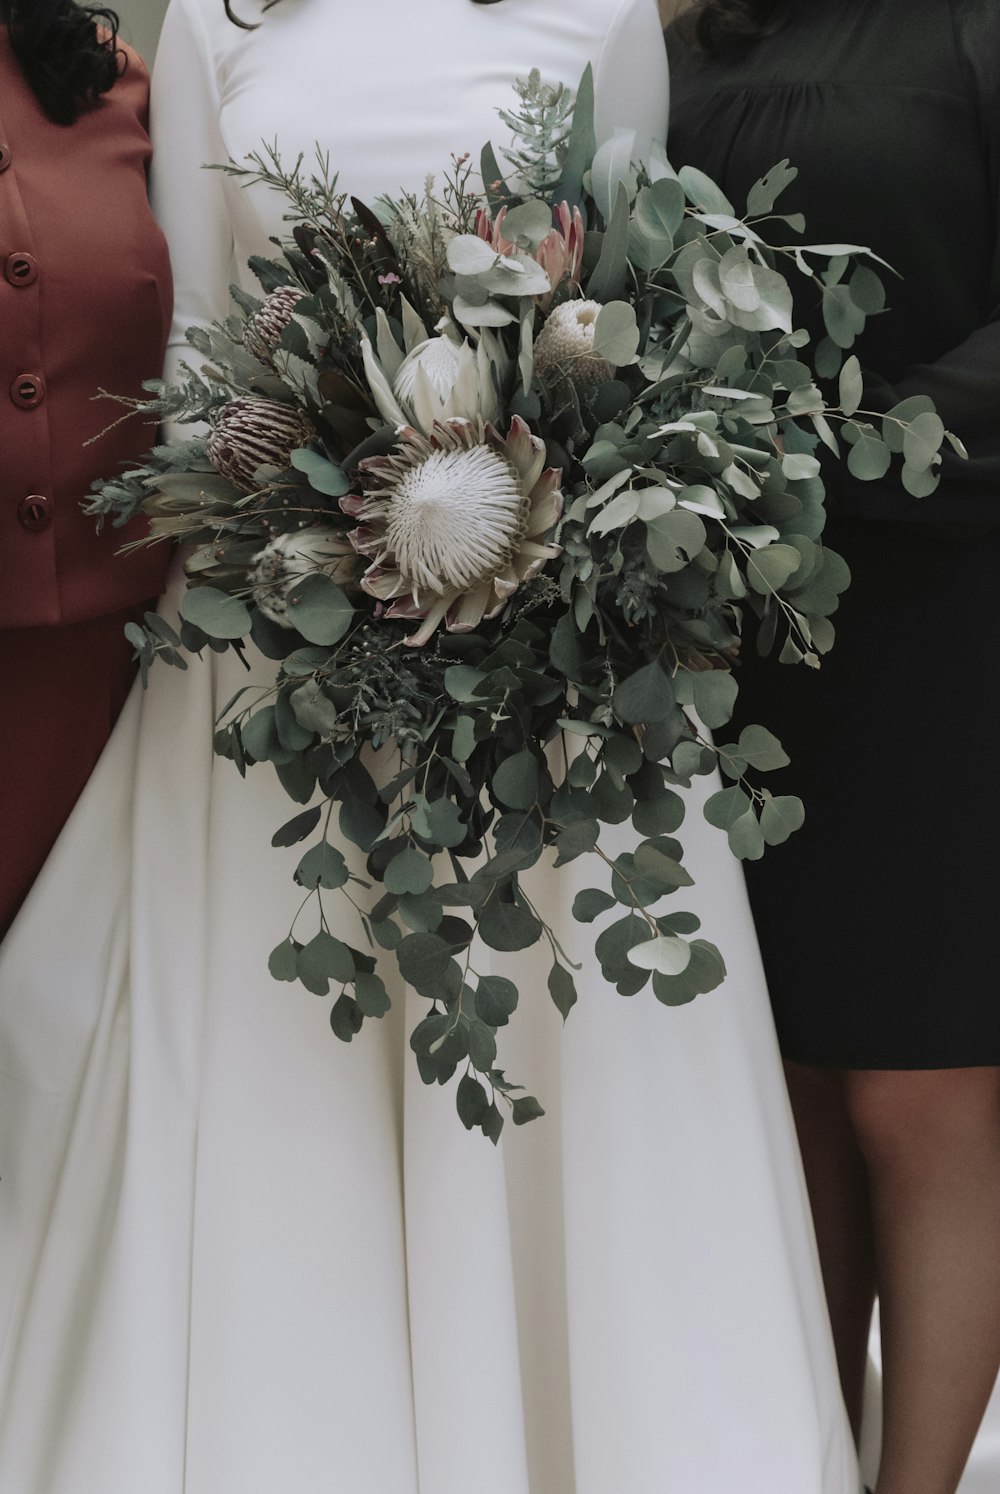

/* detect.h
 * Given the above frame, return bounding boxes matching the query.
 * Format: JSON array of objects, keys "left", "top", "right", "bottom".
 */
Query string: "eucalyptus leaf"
[
  {"left": 546, "top": 963, "right": 577, "bottom": 1020},
  {"left": 294, "top": 840, "right": 349, "bottom": 890},
  {"left": 285, "top": 573, "right": 354, "bottom": 646},
  {"left": 180, "top": 585, "right": 251, "bottom": 641},
  {"left": 838, "top": 356, "right": 864, "bottom": 418},
  {"left": 627, "top": 934, "right": 692, "bottom": 975}
]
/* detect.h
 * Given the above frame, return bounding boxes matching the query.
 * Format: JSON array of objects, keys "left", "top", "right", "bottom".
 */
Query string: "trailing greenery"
[{"left": 88, "top": 71, "right": 961, "bottom": 1139}]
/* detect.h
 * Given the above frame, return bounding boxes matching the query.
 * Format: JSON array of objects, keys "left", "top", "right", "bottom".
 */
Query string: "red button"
[
  {"left": 0, "top": 145, "right": 10, "bottom": 173},
  {"left": 17, "top": 495, "right": 51, "bottom": 531},
  {"left": 10, "top": 373, "right": 44, "bottom": 409},
  {"left": 5, "top": 252, "right": 37, "bottom": 287}
]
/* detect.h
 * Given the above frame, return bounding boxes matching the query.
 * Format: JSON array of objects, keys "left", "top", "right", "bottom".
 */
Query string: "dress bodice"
[{"left": 152, "top": 0, "right": 669, "bottom": 377}]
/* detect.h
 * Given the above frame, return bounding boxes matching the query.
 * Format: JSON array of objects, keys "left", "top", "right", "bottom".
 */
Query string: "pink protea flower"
[
  {"left": 341, "top": 416, "right": 563, "bottom": 647},
  {"left": 475, "top": 200, "right": 585, "bottom": 307}
]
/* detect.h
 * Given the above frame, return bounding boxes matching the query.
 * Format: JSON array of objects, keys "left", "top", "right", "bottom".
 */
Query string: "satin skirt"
[{"left": 0, "top": 564, "right": 858, "bottom": 1494}]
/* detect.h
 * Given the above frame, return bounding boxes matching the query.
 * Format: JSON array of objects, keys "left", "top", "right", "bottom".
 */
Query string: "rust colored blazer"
[{"left": 0, "top": 28, "right": 173, "bottom": 630}]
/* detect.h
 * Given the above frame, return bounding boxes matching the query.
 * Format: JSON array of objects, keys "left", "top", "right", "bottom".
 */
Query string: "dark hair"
[
  {"left": 684, "top": 0, "right": 789, "bottom": 55},
  {"left": 225, "top": 0, "right": 502, "bottom": 23},
  {"left": 1, "top": 0, "right": 123, "bottom": 125}
]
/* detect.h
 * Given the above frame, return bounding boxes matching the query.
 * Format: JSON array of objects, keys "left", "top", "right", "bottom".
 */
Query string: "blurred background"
[
  {"left": 114, "top": 0, "right": 168, "bottom": 62},
  {"left": 114, "top": 0, "right": 683, "bottom": 64}
]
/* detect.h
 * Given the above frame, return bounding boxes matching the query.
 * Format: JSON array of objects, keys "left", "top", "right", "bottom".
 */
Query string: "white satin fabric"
[{"left": 0, "top": 1, "right": 859, "bottom": 1489}]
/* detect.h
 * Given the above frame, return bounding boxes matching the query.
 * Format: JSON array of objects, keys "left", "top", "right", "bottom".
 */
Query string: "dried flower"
[
  {"left": 243, "top": 285, "right": 306, "bottom": 367},
  {"left": 342, "top": 416, "right": 563, "bottom": 646},
  {"left": 206, "top": 397, "right": 315, "bottom": 492}
]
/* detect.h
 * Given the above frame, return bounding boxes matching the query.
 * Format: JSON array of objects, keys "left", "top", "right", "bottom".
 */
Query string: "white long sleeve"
[{"left": 150, "top": 0, "right": 235, "bottom": 385}]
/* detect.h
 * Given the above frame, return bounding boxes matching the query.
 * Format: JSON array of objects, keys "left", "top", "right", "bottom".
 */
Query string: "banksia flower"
[
  {"left": 342, "top": 416, "right": 563, "bottom": 647},
  {"left": 248, "top": 526, "right": 358, "bottom": 627},
  {"left": 206, "top": 397, "right": 315, "bottom": 492},
  {"left": 533, "top": 300, "right": 612, "bottom": 388},
  {"left": 243, "top": 285, "right": 306, "bottom": 367}
]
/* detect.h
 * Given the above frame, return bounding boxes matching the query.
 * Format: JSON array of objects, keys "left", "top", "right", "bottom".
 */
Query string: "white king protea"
[
  {"left": 249, "top": 526, "right": 358, "bottom": 627},
  {"left": 342, "top": 416, "right": 563, "bottom": 647},
  {"left": 361, "top": 324, "right": 507, "bottom": 436},
  {"left": 533, "top": 299, "right": 613, "bottom": 388}
]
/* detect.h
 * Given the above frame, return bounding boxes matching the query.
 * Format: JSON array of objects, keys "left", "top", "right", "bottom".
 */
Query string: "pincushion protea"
[
  {"left": 342, "top": 416, "right": 563, "bottom": 647},
  {"left": 533, "top": 299, "right": 613, "bottom": 387}
]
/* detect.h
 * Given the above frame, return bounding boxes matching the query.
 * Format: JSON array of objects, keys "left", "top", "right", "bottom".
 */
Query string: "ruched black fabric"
[{"left": 668, "top": 0, "right": 1000, "bottom": 1067}]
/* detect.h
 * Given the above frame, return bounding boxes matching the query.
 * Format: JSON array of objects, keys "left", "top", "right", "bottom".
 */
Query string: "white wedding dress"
[{"left": 0, "top": 1, "right": 859, "bottom": 1490}]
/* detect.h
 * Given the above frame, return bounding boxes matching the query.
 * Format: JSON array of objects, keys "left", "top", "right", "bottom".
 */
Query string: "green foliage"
[{"left": 93, "top": 69, "right": 965, "bottom": 1138}]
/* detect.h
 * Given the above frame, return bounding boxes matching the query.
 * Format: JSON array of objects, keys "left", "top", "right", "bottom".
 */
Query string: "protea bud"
[
  {"left": 533, "top": 299, "right": 612, "bottom": 388},
  {"left": 243, "top": 285, "right": 306, "bottom": 367},
  {"left": 248, "top": 526, "right": 359, "bottom": 627},
  {"left": 206, "top": 397, "right": 315, "bottom": 491}
]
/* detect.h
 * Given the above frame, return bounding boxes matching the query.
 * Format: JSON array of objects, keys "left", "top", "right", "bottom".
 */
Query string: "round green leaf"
[
  {"left": 847, "top": 433, "right": 892, "bottom": 482},
  {"left": 423, "top": 798, "right": 468, "bottom": 848},
  {"left": 384, "top": 847, "right": 434, "bottom": 895},
  {"left": 633, "top": 843, "right": 693, "bottom": 889},
  {"left": 613, "top": 662, "right": 675, "bottom": 725},
  {"left": 747, "top": 544, "right": 802, "bottom": 594},
  {"left": 446, "top": 235, "right": 499, "bottom": 275},
  {"left": 500, "top": 198, "right": 555, "bottom": 249},
  {"left": 572, "top": 888, "right": 617, "bottom": 924},
  {"left": 626, "top": 934, "right": 692, "bottom": 975},
  {"left": 901, "top": 462, "right": 940, "bottom": 498},
  {"left": 511, "top": 1095, "right": 545, "bottom": 1126},
  {"left": 736, "top": 724, "right": 790, "bottom": 771},
  {"left": 652, "top": 939, "right": 727, "bottom": 1006},
  {"left": 593, "top": 301, "right": 640, "bottom": 367},
  {"left": 355, "top": 971, "right": 391, "bottom": 1017},
  {"left": 330, "top": 993, "right": 364, "bottom": 1041},
  {"left": 180, "top": 584, "right": 252, "bottom": 640},
  {"left": 444, "top": 665, "right": 485, "bottom": 702},
  {"left": 475, "top": 974, "right": 519, "bottom": 1027},
  {"left": 492, "top": 749, "right": 540, "bottom": 811},
  {"left": 478, "top": 901, "right": 543, "bottom": 952},
  {"left": 285, "top": 572, "right": 354, "bottom": 646},
  {"left": 902, "top": 411, "right": 945, "bottom": 471},
  {"left": 691, "top": 669, "right": 738, "bottom": 730},
  {"left": 294, "top": 841, "right": 349, "bottom": 890},
  {"left": 297, "top": 931, "right": 355, "bottom": 994},
  {"left": 268, "top": 938, "right": 300, "bottom": 983},
  {"left": 727, "top": 809, "right": 766, "bottom": 861},
  {"left": 396, "top": 932, "right": 454, "bottom": 992},
  {"left": 457, "top": 1073, "right": 490, "bottom": 1130},
  {"left": 760, "top": 794, "right": 805, "bottom": 847}
]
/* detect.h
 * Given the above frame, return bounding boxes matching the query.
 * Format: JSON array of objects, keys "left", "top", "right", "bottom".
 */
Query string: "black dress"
[{"left": 667, "top": 0, "right": 1000, "bottom": 1067}]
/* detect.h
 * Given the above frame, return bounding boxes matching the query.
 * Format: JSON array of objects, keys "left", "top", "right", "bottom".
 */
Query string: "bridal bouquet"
[{"left": 89, "top": 71, "right": 958, "bottom": 1137}]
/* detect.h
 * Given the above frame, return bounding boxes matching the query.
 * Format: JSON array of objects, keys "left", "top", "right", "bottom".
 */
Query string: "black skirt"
[{"left": 733, "top": 514, "right": 1000, "bottom": 1068}]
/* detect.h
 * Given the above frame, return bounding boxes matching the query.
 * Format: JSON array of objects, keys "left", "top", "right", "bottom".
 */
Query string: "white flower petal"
[{"left": 361, "top": 334, "right": 408, "bottom": 428}]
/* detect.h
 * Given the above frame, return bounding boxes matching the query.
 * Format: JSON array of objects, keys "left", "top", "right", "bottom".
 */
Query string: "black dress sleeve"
[{"left": 835, "top": 0, "right": 1000, "bottom": 530}]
